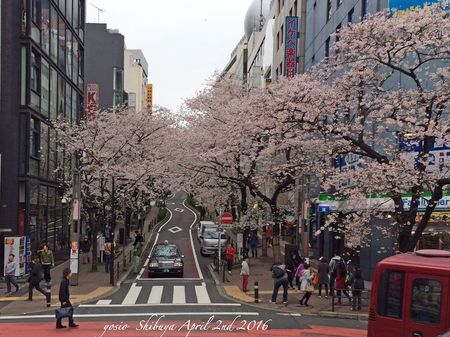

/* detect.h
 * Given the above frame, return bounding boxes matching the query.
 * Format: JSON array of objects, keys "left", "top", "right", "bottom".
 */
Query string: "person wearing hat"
[{"left": 329, "top": 252, "right": 342, "bottom": 296}]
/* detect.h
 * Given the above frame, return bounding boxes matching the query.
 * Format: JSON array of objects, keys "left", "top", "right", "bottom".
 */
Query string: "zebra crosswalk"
[{"left": 86, "top": 283, "right": 218, "bottom": 306}]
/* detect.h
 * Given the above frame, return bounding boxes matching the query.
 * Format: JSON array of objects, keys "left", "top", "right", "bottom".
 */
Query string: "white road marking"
[
  {"left": 122, "top": 283, "right": 142, "bottom": 305},
  {"left": 183, "top": 199, "right": 203, "bottom": 280},
  {"left": 96, "top": 299, "right": 111, "bottom": 305},
  {"left": 138, "top": 277, "right": 202, "bottom": 281},
  {"left": 0, "top": 312, "right": 258, "bottom": 320},
  {"left": 174, "top": 208, "right": 185, "bottom": 212},
  {"left": 168, "top": 226, "right": 183, "bottom": 233},
  {"left": 79, "top": 303, "right": 241, "bottom": 308},
  {"left": 147, "top": 285, "right": 164, "bottom": 304},
  {"left": 172, "top": 285, "right": 186, "bottom": 304},
  {"left": 195, "top": 285, "right": 211, "bottom": 304}
]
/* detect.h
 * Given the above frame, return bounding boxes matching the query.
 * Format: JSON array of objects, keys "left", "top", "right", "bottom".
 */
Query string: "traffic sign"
[{"left": 221, "top": 212, "right": 233, "bottom": 224}]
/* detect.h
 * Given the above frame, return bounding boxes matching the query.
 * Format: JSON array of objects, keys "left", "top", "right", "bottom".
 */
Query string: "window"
[
  {"left": 31, "top": 51, "right": 41, "bottom": 111},
  {"left": 325, "top": 37, "right": 331, "bottom": 58},
  {"left": 41, "top": 0, "right": 50, "bottom": 54},
  {"left": 326, "top": 0, "right": 332, "bottom": 22},
  {"left": 73, "top": 0, "right": 79, "bottom": 29},
  {"left": 50, "top": 67, "right": 57, "bottom": 120},
  {"left": 113, "top": 92, "right": 123, "bottom": 107},
  {"left": 41, "top": 59, "right": 50, "bottom": 117},
  {"left": 113, "top": 67, "right": 123, "bottom": 91},
  {"left": 31, "top": 0, "right": 41, "bottom": 44},
  {"left": 348, "top": 7, "right": 354, "bottom": 24},
  {"left": 361, "top": 0, "right": 368, "bottom": 20},
  {"left": 65, "top": 83, "right": 72, "bottom": 119},
  {"left": 411, "top": 278, "right": 442, "bottom": 325},
  {"left": 40, "top": 123, "right": 49, "bottom": 177},
  {"left": 278, "top": 0, "right": 281, "bottom": 14},
  {"left": 21, "top": 47, "right": 27, "bottom": 105},
  {"left": 58, "top": 20, "right": 66, "bottom": 70},
  {"left": 66, "top": 0, "right": 73, "bottom": 25},
  {"left": 72, "top": 38, "right": 78, "bottom": 82},
  {"left": 336, "top": 23, "right": 342, "bottom": 43},
  {"left": 377, "top": 270, "right": 404, "bottom": 319},
  {"left": 30, "top": 118, "right": 40, "bottom": 158},
  {"left": 58, "top": 75, "right": 65, "bottom": 116},
  {"left": 66, "top": 29, "right": 72, "bottom": 78},
  {"left": 337, "top": 0, "right": 342, "bottom": 7},
  {"left": 50, "top": 5, "right": 58, "bottom": 63}
]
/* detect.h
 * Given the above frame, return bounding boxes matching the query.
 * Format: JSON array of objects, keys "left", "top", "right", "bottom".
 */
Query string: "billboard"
[
  {"left": 86, "top": 83, "right": 99, "bottom": 120},
  {"left": 389, "top": 0, "right": 440, "bottom": 10},
  {"left": 3, "top": 237, "right": 26, "bottom": 276},
  {"left": 147, "top": 84, "right": 153, "bottom": 109},
  {"left": 284, "top": 16, "right": 299, "bottom": 78}
]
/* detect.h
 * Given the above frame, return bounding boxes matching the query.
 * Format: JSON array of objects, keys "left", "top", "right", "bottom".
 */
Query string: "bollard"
[
  {"left": 46, "top": 281, "right": 51, "bottom": 307},
  {"left": 222, "top": 263, "right": 226, "bottom": 283},
  {"left": 332, "top": 291, "right": 335, "bottom": 312},
  {"left": 254, "top": 281, "right": 259, "bottom": 303},
  {"left": 46, "top": 292, "right": 51, "bottom": 307}
]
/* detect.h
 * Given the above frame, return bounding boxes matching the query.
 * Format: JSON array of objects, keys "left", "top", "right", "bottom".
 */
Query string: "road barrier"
[{"left": 331, "top": 289, "right": 371, "bottom": 312}]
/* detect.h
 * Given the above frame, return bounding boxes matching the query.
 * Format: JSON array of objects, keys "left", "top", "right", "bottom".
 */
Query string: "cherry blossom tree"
[
  {"left": 55, "top": 106, "right": 174, "bottom": 270},
  {"left": 273, "top": 4, "right": 450, "bottom": 252}
]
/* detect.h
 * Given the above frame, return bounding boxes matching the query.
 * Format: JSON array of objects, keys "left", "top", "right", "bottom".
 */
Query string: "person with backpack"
[
  {"left": 329, "top": 252, "right": 342, "bottom": 296},
  {"left": 270, "top": 263, "right": 288, "bottom": 304},
  {"left": 347, "top": 267, "right": 364, "bottom": 310},
  {"left": 335, "top": 259, "right": 351, "bottom": 304}
]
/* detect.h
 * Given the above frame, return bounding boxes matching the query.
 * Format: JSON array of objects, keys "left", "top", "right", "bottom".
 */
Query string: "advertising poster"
[
  {"left": 3, "top": 236, "right": 26, "bottom": 276},
  {"left": 70, "top": 240, "right": 79, "bottom": 273}
]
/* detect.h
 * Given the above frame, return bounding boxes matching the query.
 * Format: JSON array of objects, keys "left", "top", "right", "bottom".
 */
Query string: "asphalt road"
[{"left": 0, "top": 191, "right": 368, "bottom": 336}]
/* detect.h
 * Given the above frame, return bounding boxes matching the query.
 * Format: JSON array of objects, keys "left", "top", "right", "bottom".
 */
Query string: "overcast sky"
[{"left": 86, "top": 0, "right": 253, "bottom": 112}]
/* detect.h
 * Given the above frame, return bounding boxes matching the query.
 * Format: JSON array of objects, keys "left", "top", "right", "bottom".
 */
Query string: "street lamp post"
[{"left": 110, "top": 176, "right": 116, "bottom": 286}]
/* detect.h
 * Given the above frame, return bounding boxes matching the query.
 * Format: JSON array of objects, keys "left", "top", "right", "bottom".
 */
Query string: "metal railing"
[{"left": 331, "top": 289, "right": 371, "bottom": 312}]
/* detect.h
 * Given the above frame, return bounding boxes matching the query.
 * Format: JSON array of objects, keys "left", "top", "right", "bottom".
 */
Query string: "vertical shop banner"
[
  {"left": 284, "top": 16, "right": 299, "bottom": 78},
  {"left": 70, "top": 241, "right": 79, "bottom": 274},
  {"left": 86, "top": 83, "right": 99, "bottom": 120},
  {"left": 4, "top": 237, "right": 26, "bottom": 276},
  {"left": 25, "top": 236, "right": 32, "bottom": 273}
]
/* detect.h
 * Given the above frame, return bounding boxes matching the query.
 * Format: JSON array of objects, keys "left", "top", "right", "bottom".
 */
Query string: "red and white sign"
[
  {"left": 86, "top": 83, "right": 99, "bottom": 120},
  {"left": 221, "top": 212, "right": 233, "bottom": 224}
]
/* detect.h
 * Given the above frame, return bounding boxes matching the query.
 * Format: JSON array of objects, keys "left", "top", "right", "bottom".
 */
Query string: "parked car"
[
  {"left": 199, "top": 227, "right": 227, "bottom": 256},
  {"left": 368, "top": 249, "right": 450, "bottom": 337},
  {"left": 197, "top": 221, "right": 216, "bottom": 241},
  {"left": 148, "top": 243, "right": 184, "bottom": 277}
]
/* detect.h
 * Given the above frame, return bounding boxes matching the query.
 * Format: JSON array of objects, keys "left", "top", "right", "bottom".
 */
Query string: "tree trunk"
[
  {"left": 262, "top": 230, "right": 267, "bottom": 257},
  {"left": 89, "top": 209, "right": 98, "bottom": 272}
]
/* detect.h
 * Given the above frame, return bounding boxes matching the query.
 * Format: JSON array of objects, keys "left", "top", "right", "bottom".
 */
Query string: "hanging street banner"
[{"left": 284, "top": 16, "right": 299, "bottom": 78}]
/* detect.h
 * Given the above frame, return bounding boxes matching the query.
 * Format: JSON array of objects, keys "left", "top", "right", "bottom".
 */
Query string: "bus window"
[
  {"left": 377, "top": 269, "right": 405, "bottom": 319},
  {"left": 410, "top": 278, "right": 442, "bottom": 325}
]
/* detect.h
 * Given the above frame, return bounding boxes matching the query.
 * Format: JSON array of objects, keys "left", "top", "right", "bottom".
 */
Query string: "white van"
[{"left": 197, "top": 221, "right": 216, "bottom": 241}]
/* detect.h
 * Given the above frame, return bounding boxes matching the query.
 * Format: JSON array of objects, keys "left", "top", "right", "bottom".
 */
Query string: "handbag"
[
  {"left": 305, "top": 281, "right": 315, "bottom": 293},
  {"left": 55, "top": 306, "right": 73, "bottom": 319},
  {"left": 313, "top": 273, "right": 319, "bottom": 286}
]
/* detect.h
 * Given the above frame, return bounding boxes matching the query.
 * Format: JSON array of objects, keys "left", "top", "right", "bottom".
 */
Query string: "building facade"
[
  {"left": 0, "top": 0, "right": 86, "bottom": 266},
  {"left": 85, "top": 23, "right": 124, "bottom": 109},
  {"left": 124, "top": 49, "right": 148, "bottom": 112}
]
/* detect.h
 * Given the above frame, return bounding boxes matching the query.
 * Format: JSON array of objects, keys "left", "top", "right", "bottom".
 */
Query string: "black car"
[{"left": 148, "top": 244, "right": 184, "bottom": 277}]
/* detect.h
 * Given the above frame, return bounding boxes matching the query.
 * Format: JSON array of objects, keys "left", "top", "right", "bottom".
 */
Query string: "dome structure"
[{"left": 244, "top": 0, "right": 270, "bottom": 40}]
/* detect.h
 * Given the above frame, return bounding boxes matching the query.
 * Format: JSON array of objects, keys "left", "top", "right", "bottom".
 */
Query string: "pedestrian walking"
[
  {"left": 133, "top": 230, "right": 144, "bottom": 246},
  {"left": 4, "top": 254, "right": 19, "bottom": 294},
  {"left": 347, "top": 267, "right": 365, "bottom": 310},
  {"left": 80, "top": 236, "right": 91, "bottom": 264},
  {"left": 335, "top": 259, "right": 351, "bottom": 304},
  {"left": 27, "top": 255, "right": 50, "bottom": 302},
  {"left": 295, "top": 258, "right": 305, "bottom": 289},
  {"left": 225, "top": 243, "right": 235, "bottom": 275},
  {"left": 56, "top": 268, "right": 79, "bottom": 329},
  {"left": 240, "top": 256, "right": 250, "bottom": 292},
  {"left": 299, "top": 263, "right": 314, "bottom": 306},
  {"left": 266, "top": 224, "right": 273, "bottom": 247},
  {"left": 286, "top": 252, "right": 299, "bottom": 289},
  {"left": 317, "top": 257, "right": 330, "bottom": 298},
  {"left": 104, "top": 240, "right": 112, "bottom": 273},
  {"left": 249, "top": 231, "right": 259, "bottom": 258},
  {"left": 38, "top": 243, "right": 54, "bottom": 284},
  {"left": 270, "top": 263, "right": 288, "bottom": 304},
  {"left": 329, "top": 252, "right": 342, "bottom": 296},
  {"left": 133, "top": 241, "right": 143, "bottom": 274}
]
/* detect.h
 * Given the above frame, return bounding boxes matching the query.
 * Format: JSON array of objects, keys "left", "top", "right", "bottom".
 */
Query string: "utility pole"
[
  {"left": 217, "top": 208, "right": 223, "bottom": 273},
  {"left": 110, "top": 176, "right": 116, "bottom": 286}
]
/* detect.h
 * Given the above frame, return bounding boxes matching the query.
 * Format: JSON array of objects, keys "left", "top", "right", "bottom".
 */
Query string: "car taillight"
[{"left": 174, "top": 262, "right": 183, "bottom": 267}]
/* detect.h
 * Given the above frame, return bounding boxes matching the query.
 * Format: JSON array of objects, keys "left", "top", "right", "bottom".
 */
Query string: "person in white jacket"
[
  {"left": 240, "top": 256, "right": 250, "bottom": 292},
  {"left": 299, "top": 263, "right": 314, "bottom": 306}
]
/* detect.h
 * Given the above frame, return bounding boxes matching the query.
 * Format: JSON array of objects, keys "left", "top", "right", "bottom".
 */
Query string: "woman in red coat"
[
  {"left": 335, "top": 261, "right": 351, "bottom": 304},
  {"left": 225, "top": 244, "right": 235, "bottom": 275}
]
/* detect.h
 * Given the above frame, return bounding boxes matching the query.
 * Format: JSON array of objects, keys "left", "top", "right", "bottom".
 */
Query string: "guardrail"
[{"left": 331, "top": 289, "right": 371, "bottom": 312}]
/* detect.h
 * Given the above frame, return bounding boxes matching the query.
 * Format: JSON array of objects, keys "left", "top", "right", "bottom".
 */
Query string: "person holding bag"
[
  {"left": 56, "top": 268, "right": 79, "bottom": 329},
  {"left": 299, "top": 263, "right": 314, "bottom": 306}
]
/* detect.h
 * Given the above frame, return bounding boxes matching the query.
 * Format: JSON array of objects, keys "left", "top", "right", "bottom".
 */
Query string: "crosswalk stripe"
[
  {"left": 172, "top": 286, "right": 186, "bottom": 304},
  {"left": 194, "top": 285, "right": 211, "bottom": 304},
  {"left": 147, "top": 286, "right": 163, "bottom": 304},
  {"left": 122, "top": 284, "right": 142, "bottom": 305},
  {"left": 96, "top": 299, "right": 112, "bottom": 305}
]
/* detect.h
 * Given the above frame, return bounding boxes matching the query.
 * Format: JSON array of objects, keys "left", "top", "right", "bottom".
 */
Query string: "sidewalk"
[
  {"left": 0, "top": 207, "right": 160, "bottom": 316},
  {"left": 212, "top": 240, "right": 370, "bottom": 320}
]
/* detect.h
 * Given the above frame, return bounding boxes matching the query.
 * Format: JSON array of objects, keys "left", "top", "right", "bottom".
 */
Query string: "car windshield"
[
  {"left": 153, "top": 246, "right": 179, "bottom": 257},
  {"left": 203, "top": 230, "right": 226, "bottom": 239}
]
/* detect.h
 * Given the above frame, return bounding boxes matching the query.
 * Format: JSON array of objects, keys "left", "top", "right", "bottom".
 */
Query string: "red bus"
[{"left": 368, "top": 249, "right": 450, "bottom": 337}]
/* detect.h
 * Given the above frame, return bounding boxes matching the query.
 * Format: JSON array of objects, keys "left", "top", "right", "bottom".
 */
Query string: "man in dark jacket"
[
  {"left": 28, "top": 255, "right": 49, "bottom": 302},
  {"left": 80, "top": 236, "right": 91, "bottom": 264},
  {"left": 56, "top": 268, "right": 79, "bottom": 329}
]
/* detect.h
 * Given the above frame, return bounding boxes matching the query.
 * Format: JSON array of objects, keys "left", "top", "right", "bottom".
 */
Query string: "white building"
[{"left": 124, "top": 49, "right": 149, "bottom": 112}]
